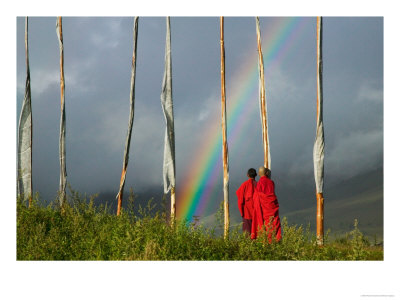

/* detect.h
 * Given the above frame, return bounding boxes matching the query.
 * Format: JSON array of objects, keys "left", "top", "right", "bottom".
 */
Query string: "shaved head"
[
  {"left": 259, "top": 166, "right": 271, "bottom": 178},
  {"left": 259, "top": 166, "right": 267, "bottom": 176}
]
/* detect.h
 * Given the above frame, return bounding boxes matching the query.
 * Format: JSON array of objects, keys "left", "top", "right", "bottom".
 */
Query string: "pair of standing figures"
[{"left": 236, "top": 167, "right": 282, "bottom": 242}]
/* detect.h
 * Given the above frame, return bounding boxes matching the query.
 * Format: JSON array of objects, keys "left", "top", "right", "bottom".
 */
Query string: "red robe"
[
  {"left": 251, "top": 176, "right": 282, "bottom": 242},
  {"left": 236, "top": 178, "right": 256, "bottom": 219}
]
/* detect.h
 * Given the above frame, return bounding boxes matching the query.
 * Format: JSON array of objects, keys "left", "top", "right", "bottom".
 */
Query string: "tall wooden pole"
[
  {"left": 117, "top": 17, "right": 139, "bottom": 216},
  {"left": 167, "top": 17, "right": 176, "bottom": 224},
  {"left": 56, "top": 16, "right": 67, "bottom": 207},
  {"left": 170, "top": 186, "right": 176, "bottom": 224},
  {"left": 316, "top": 192, "right": 324, "bottom": 245},
  {"left": 26, "top": 17, "right": 33, "bottom": 207},
  {"left": 220, "top": 17, "right": 230, "bottom": 239},
  {"left": 314, "top": 16, "right": 325, "bottom": 246},
  {"left": 255, "top": 17, "right": 270, "bottom": 169}
]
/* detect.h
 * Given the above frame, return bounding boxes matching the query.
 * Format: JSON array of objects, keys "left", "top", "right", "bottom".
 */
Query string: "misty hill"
[
  {"left": 283, "top": 168, "right": 383, "bottom": 241},
  {"left": 93, "top": 187, "right": 167, "bottom": 216}
]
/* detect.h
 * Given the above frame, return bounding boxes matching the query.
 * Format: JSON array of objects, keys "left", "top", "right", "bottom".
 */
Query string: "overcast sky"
[{"left": 16, "top": 16, "right": 383, "bottom": 204}]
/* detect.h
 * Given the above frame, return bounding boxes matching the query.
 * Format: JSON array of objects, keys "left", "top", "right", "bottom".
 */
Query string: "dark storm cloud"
[{"left": 16, "top": 17, "right": 383, "bottom": 202}]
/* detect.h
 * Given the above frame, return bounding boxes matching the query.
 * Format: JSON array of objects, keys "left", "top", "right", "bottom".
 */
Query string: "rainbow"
[{"left": 177, "top": 17, "right": 308, "bottom": 221}]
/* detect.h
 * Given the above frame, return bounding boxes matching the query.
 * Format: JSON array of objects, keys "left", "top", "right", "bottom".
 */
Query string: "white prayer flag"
[
  {"left": 161, "top": 17, "right": 176, "bottom": 194},
  {"left": 17, "top": 17, "right": 33, "bottom": 200}
]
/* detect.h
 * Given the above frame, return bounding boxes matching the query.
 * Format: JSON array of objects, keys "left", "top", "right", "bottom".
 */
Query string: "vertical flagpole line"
[
  {"left": 17, "top": 16, "right": 33, "bottom": 207},
  {"left": 171, "top": 186, "right": 176, "bottom": 223},
  {"left": 168, "top": 17, "right": 176, "bottom": 224},
  {"left": 256, "top": 17, "right": 270, "bottom": 170},
  {"left": 26, "top": 16, "right": 33, "bottom": 207},
  {"left": 161, "top": 17, "right": 176, "bottom": 224},
  {"left": 56, "top": 17, "right": 67, "bottom": 208},
  {"left": 117, "top": 16, "right": 139, "bottom": 216},
  {"left": 220, "top": 16, "right": 230, "bottom": 239},
  {"left": 314, "top": 16, "right": 325, "bottom": 246},
  {"left": 169, "top": 17, "right": 175, "bottom": 224}
]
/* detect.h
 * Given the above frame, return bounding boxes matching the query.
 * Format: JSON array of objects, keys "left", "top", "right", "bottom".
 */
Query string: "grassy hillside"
[
  {"left": 69, "top": 168, "right": 383, "bottom": 242},
  {"left": 17, "top": 193, "right": 383, "bottom": 261}
]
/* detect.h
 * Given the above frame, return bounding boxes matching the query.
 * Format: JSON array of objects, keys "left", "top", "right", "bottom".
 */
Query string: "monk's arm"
[
  {"left": 236, "top": 185, "right": 245, "bottom": 217},
  {"left": 270, "top": 180, "right": 277, "bottom": 197}
]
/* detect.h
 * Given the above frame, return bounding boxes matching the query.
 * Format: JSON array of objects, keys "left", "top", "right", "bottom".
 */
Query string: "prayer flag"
[{"left": 17, "top": 17, "right": 33, "bottom": 203}]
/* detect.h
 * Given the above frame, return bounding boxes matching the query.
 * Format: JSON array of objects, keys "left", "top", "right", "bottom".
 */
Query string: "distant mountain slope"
[
  {"left": 283, "top": 185, "right": 383, "bottom": 240},
  {"left": 282, "top": 168, "right": 383, "bottom": 241},
  {"left": 92, "top": 187, "right": 166, "bottom": 216}
]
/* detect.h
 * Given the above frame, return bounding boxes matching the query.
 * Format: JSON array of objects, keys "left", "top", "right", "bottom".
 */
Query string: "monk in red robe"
[
  {"left": 251, "top": 166, "right": 282, "bottom": 242},
  {"left": 236, "top": 168, "right": 257, "bottom": 234}
]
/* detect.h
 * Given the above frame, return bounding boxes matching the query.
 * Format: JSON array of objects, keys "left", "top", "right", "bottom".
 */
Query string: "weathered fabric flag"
[
  {"left": 17, "top": 17, "right": 32, "bottom": 201},
  {"left": 116, "top": 17, "right": 139, "bottom": 214},
  {"left": 313, "top": 17, "right": 325, "bottom": 194},
  {"left": 256, "top": 17, "right": 271, "bottom": 170},
  {"left": 57, "top": 17, "right": 67, "bottom": 206},
  {"left": 160, "top": 17, "right": 176, "bottom": 194}
]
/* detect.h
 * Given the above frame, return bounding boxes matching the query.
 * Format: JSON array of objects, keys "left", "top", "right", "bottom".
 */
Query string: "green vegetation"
[{"left": 17, "top": 191, "right": 383, "bottom": 261}]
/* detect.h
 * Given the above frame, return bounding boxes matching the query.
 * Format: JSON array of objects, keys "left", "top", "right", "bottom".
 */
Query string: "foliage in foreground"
[{"left": 17, "top": 193, "right": 383, "bottom": 261}]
